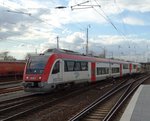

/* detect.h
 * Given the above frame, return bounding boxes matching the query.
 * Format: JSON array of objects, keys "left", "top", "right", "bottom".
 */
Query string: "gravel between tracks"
[
  {"left": 20, "top": 75, "right": 148, "bottom": 121},
  {"left": 16, "top": 82, "right": 117, "bottom": 121}
]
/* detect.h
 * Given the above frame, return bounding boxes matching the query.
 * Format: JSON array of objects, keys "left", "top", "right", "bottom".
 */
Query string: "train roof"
[
  {"left": 39, "top": 48, "right": 139, "bottom": 65},
  {"left": 43, "top": 48, "right": 81, "bottom": 55},
  {"left": 57, "top": 53, "right": 130, "bottom": 64}
]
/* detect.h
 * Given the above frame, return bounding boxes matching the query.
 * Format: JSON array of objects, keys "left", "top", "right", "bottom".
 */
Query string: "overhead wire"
[
  {"left": 1, "top": 1, "right": 87, "bottom": 35},
  {"left": 4, "top": 1, "right": 88, "bottom": 41},
  {"left": 113, "top": 0, "right": 127, "bottom": 33},
  {"left": 87, "top": 0, "right": 131, "bottom": 58},
  {"left": 1, "top": 1, "right": 68, "bottom": 30},
  {"left": 1, "top": 0, "right": 131, "bottom": 55},
  {"left": 113, "top": 0, "right": 131, "bottom": 49},
  {"left": 92, "top": 0, "right": 126, "bottom": 38},
  {"left": 0, "top": 1, "right": 89, "bottom": 54},
  {"left": 91, "top": 0, "right": 133, "bottom": 55},
  {"left": 0, "top": 1, "right": 59, "bottom": 47}
]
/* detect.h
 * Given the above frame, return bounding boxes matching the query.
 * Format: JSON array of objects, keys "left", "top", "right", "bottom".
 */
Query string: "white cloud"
[
  {"left": 0, "top": 27, "right": 8, "bottom": 32},
  {"left": 123, "top": 17, "right": 145, "bottom": 26},
  {"left": 0, "top": 0, "right": 149, "bottom": 62},
  {"left": 95, "top": 35, "right": 125, "bottom": 45},
  {"left": 65, "top": 32, "right": 85, "bottom": 43},
  {"left": 119, "top": 0, "right": 150, "bottom": 13}
]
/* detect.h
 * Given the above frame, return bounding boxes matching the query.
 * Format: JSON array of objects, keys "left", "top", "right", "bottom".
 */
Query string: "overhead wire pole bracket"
[
  {"left": 7, "top": 10, "right": 31, "bottom": 16},
  {"left": 71, "top": 1, "right": 100, "bottom": 10},
  {"left": 70, "top": 1, "right": 100, "bottom": 55}
]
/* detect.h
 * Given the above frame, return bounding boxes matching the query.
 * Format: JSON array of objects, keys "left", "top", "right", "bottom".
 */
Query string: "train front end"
[{"left": 23, "top": 55, "right": 53, "bottom": 92}]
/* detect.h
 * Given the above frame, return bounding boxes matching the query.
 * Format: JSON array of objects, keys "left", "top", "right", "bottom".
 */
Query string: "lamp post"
[
  {"left": 118, "top": 45, "right": 121, "bottom": 59},
  {"left": 56, "top": 36, "right": 59, "bottom": 49},
  {"left": 86, "top": 26, "right": 90, "bottom": 55}
]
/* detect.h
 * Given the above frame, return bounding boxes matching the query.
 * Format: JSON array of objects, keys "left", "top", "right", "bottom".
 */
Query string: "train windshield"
[{"left": 26, "top": 56, "right": 49, "bottom": 74}]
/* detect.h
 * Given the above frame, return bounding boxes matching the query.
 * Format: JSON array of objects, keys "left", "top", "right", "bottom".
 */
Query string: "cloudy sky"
[{"left": 0, "top": 0, "right": 150, "bottom": 62}]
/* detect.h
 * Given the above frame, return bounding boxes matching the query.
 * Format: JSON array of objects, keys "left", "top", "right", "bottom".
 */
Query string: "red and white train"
[{"left": 23, "top": 49, "right": 141, "bottom": 92}]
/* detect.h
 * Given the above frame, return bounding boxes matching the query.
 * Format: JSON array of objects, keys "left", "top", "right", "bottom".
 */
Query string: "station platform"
[{"left": 120, "top": 85, "right": 150, "bottom": 121}]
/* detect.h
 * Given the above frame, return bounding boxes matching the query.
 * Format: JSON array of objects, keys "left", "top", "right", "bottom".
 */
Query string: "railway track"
[
  {"left": 0, "top": 81, "right": 23, "bottom": 94},
  {"left": 69, "top": 74, "right": 150, "bottom": 121},
  {"left": 0, "top": 86, "right": 23, "bottom": 94},
  {"left": 0, "top": 74, "right": 146, "bottom": 121},
  {"left": 0, "top": 78, "right": 124, "bottom": 121},
  {"left": 0, "top": 80, "right": 22, "bottom": 86}
]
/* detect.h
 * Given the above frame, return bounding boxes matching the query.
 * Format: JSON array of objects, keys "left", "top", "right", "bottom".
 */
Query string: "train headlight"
[
  {"left": 39, "top": 76, "right": 42, "bottom": 80},
  {"left": 26, "top": 76, "right": 29, "bottom": 79}
]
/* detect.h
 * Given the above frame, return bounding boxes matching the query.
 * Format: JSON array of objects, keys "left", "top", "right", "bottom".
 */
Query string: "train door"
[
  {"left": 120, "top": 64, "right": 122, "bottom": 79},
  {"left": 91, "top": 62, "right": 96, "bottom": 82},
  {"left": 50, "top": 60, "right": 62, "bottom": 83},
  {"left": 129, "top": 63, "right": 132, "bottom": 74},
  {"left": 109, "top": 62, "right": 112, "bottom": 77}
]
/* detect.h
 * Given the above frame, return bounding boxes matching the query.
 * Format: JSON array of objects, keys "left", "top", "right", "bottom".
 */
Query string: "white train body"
[{"left": 23, "top": 49, "right": 141, "bottom": 92}]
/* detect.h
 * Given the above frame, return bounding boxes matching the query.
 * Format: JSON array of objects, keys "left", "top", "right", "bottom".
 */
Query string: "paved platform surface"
[{"left": 120, "top": 85, "right": 150, "bottom": 121}]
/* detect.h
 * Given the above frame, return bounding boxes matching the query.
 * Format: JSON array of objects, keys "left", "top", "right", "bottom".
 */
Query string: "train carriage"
[
  {"left": 0, "top": 61, "right": 25, "bottom": 77},
  {"left": 131, "top": 63, "right": 141, "bottom": 74},
  {"left": 23, "top": 49, "right": 141, "bottom": 92}
]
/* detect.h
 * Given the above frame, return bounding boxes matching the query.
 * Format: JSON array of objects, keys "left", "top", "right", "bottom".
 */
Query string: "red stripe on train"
[
  {"left": 42, "top": 54, "right": 58, "bottom": 82},
  {"left": 91, "top": 62, "right": 96, "bottom": 82}
]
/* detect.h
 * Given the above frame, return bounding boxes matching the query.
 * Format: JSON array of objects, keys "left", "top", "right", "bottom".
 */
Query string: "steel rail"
[
  {"left": 0, "top": 81, "right": 22, "bottom": 86},
  {"left": 0, "top": 97, "right": 41, "bottom": 114},
  {"left": 0, "top": 81, "right": 111, "bottom": 121},
  {"left": 0, "top": 97, "right": 36, "bottom": 110},
  {"left": 0, "top": 93, "right": 39, "bottom": 105},
  {"left": 102, "top": 75, "right": 150, "bottom": 121},
  {"left": 0, "top": 86, "right": 23, "bottom": 94},
  {"left": 69, "top": 74, "right": 149, "bottom": 121},
  {"left": 69, "top": 80, "right": 133, "bottom": 121}
]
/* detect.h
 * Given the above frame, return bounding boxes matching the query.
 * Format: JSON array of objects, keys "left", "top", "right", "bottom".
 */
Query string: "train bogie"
[{"left": 23, "top": 81, "right": 56, "bottom": 92}]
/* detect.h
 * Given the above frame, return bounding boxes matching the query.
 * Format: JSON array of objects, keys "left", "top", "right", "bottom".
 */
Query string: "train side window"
[
  {"left": 81, "top": 62, "right": 88, "bottom": 71},
  {"left": 133, "top": 65, "right": 136, "bottom": 69},
  {"left": 64, "top": 61, "right": 88, "bottom": 72},
  {"left": 66, "top": 61, "right": 75, "bottom": 71},
  {"left": 112, "top": 67, "right": 120, "bottom": 73},
  {"left": 123, "top": 64, "right": 128, "bottom": 69},
  {"left": 52, "top": 61, "right": 60, "bottom": 74},
  {"left": 64, "top": 61, "right": 68, "bottom": 72},
  {"left": 74, "top": 62, "right": 81, "bottom": 71},
  {"left": 97, "top": 67, "right": 109, "bottom": 75}
]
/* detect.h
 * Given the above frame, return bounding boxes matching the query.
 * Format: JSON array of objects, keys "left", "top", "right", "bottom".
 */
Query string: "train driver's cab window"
[{"left": 52, "top": 61, "right": 60, "bottom": 74}]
